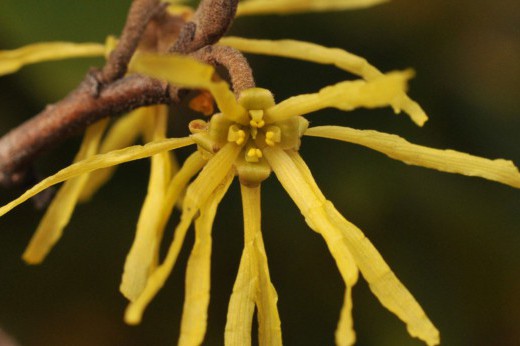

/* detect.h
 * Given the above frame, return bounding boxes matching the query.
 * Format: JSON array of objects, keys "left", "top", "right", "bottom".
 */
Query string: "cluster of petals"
[{"left": 1, "top": 1, "right": 519, "bottom": 346}]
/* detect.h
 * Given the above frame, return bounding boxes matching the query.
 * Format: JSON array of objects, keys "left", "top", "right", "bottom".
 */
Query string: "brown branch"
[
  {"left": 99, "top": 0, "right": 165, "bottom": 84},
  {"left": 191, "top": 45, "right": 255, "bottom": 94},
  {"left": 0, "top": 0, "right": 172, "bottom": 191},
  {"left": 171, "top": 0, "right": 238, "bottom": 54},
  {"left": 0, "top": 74, "right": 170, "bottom": 188}
]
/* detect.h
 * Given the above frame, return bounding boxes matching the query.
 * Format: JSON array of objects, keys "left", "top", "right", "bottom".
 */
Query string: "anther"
[
  {"left": 249, "top": 110, "right": 265, "bottom": 128},
  {"left": 245, "top": 147, "right": 263, "bottom": 162},
  {"left": 264, "top": 126, "right": 281, "bottom": 146},
  {"left": 227, "top": 125, "right": 246, "bottom": 145}
]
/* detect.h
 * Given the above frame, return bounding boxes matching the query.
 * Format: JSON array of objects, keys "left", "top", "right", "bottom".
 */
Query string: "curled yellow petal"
[
  {"left": 240, "top": 185, "right": 282, "bottom": 346},
  {"left": 219, "top": 37, "right": 426, "bottom": 126},
  {"left": 125, "top": 144, "right": 239, "bottom": 325},
  {"left": 183, "top": 143, "right": 241, "bottom": 213},
  {"left": 265, "top": 71, "right": 412, "bottom": 123},
  {"left": 284, "top": 151, "right": 356, "bottom": 345},
  {"left": 325, "top": 203, "right": 439, "bottom": 346},
  {"left": 156, "top": 152, "right": 207, "bottom": 250},
  {"left": 0, "top": 42, "right": 105, "bottom": 76},
  {"left": 264, "top": 147, "right": 439, "bottom": 346},
  {"left": 122, "top": 150, "right": 203, "bottom": 292},
  {"left": 284, "top": 151, "right": 358, "bottom": 284},
  {"left": 305, "top": 126, "right": 520, "bottom": 188},
  {"left": 237, "top": 0, "right": 388, "bottom": 16},
  {"left": 0, "top": 137, "right": 194, "bottom": 218},
  {"left": 179, "top": 168, "right": 234, "bottom": 346},
  {"left": 79, "top": 107, "right": 149, "bottom": 202},
  {"left": 130, "top": 53, "right": 248, "bottom": 124},
  {"left": 120, "top": 106, "right": 172, "bottom": 301},
  {"left": 22, "top": 119, "right": 108, "bottom": 264},
  {"left": 125, "top": 207, "right": 195, "bottom": 325},
  {"left": 225, "top": 244, "right": 256, "bottom": 346}
]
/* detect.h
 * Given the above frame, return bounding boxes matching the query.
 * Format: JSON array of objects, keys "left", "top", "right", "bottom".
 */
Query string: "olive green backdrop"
[{"left": 0, "top": 1, "right": 519, "bottom": 345}]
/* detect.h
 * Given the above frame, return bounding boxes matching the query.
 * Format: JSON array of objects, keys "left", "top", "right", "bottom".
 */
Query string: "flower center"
[{"left": 189, "top": 88, "right": 308, "bottom": 186}]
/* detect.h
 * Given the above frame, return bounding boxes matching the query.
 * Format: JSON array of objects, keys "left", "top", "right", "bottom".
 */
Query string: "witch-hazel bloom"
[
  {"left": 2, "top": 40, "right": 520, "bottom": 346},
  {"left": 1, "top": 2, "right": 520, "bottom": 346}
]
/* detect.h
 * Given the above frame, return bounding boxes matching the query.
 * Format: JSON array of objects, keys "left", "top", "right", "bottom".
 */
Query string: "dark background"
[{"left": 0, "top": 1, "right": 519, "bottom": 345}]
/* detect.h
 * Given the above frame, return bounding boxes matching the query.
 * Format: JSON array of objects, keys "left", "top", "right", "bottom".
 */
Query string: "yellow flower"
[
  {"left": 2, "top": 34, "right": 520, "bottom": 346},
  {"left": 1, "top": 1, "right": 519, "bottom": 346}
]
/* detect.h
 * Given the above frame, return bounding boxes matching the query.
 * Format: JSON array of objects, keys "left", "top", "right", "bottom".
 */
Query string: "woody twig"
[{"left": 0, "top": 0, "right": 248, "bottom": 193}]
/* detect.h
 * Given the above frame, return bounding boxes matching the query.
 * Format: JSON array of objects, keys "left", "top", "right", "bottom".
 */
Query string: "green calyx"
[{"left": 190, "top": 88, "right": 308, "bottom": 185}]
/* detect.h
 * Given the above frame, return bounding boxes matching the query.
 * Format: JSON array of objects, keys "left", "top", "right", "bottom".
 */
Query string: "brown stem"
[
  {"left": 100, "top": 0, "right": 165, "bottom": 84},
  {"left": 191, "top": 45, "right": 255, "bottom": 95},
  {"left": 0, "top": 74, "right": 170, "bottom": 188},
  {"left": 171, "top": 0, "right": 238, "bottom": 54}
]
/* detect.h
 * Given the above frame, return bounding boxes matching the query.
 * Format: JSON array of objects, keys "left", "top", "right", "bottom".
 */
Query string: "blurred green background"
[{"left": 0, "top": 1, "right": 519, "bottom": 345}]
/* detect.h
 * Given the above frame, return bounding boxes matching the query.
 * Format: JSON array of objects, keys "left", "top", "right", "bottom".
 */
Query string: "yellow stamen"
[
  {"left": 265, "top": 126, "right": 282, "bottom": 147},
  {"left": 246, "top": 147, "right": 263, "bottom": 163},
  {"left": 249, "top": 110, "right": 265, "bottom": 128},
  {"left": 228, "top": 125, "right": 246, "bottom": 145}
]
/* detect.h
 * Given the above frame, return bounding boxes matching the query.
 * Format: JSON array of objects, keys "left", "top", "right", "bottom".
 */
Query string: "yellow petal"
[
  {"left": 0, "top": 42, "right": 105, "bottom": 76},
  {"left": 237, "top": 0, "right": 388, "bottom": 16},
  {"left": 121, "top": 151, "right": 205, "bottom": 304},
  {"left": 22, "top": 119, "right": 108, "bottom": 264},
  {"left": 325, "top": 203, "right": 440, "bottom": 346},
  {"left": 264, "top": 147, "right": 439, "bottom": 346},
  {"left": 120, "top": 106, "right": 172, "bottom": 301},
  {"left": 179, "top": 168, "right": 234, "bottom": 346},
  {"left": 240, "top": 185, "right": 282, "bottom": 346},
  {"left": 219, "top": 37, "right": 426, "bottom": 126},
  {"left": 130, "top": 53, "right": 248, "bottom": 124},
  {"left": 182, "top": 143, "right": 241, "bottom": 213},
  {"left": 156, "top": 151, "right": 207, "bottom": 252},
  {"left": 254, "top": 233, "right": 282, "bottom": 346},
  {"left": 224, "top": 246, "right": 256, "bottom": 346},
  {"left": 0, "top": 137, "right": 194, "bottom": 217},
  {"left": 125, "top": 145, "right": 239, "bottom": 324},
  {"left": 79, "top": 107, "right": 149, "bottom": 202},
  {"left": 305, "top": 126, "right": 520, "bottom": 189},
  {"left": 264, "top": 71, "right": 412, "bottom": 123},
  {"left": 270, "top": 150, "right": 359, "bottom": 285},
  {"left": 335, "top": 287, "right": 356, "bottom": 346}
]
